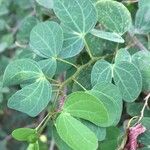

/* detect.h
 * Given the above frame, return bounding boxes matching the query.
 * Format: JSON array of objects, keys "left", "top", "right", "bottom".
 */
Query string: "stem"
[
  {"left": 137, "top": 93, "right": 150, "bottom": 123},
  {"left": 73, "top": 79, "right": 87, "bottom": 91},
  {"left": 37, "top": 112, "right": 55, "bottom": 134},
  {"left": 84, "top": 38, "right": 94, "bottom": 60},
  {"left": 56, "top": 57, "right": 78, "bottom": 69},
  {"left": 128, "top": 32, "right": 148, "bottom": 51},
  {"left": 60, "top": 54, "right": 112, "bottom": 89}
]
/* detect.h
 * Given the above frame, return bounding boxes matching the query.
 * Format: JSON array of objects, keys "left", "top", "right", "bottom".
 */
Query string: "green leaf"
[
  {"left": 8, "top": 79, "right": 52, "bottom": 117},
  {"left": 53, "top": 127, "right": 72, "bottom": 150},
  {"left": 81, "top": 120, "right": 106, "bottom": 141},
  {"left": 54, "top": 0, "right": 97, "bottom": 34},
  {"left": 99, "top": 127, "right": 121, "bottom": 150},
  {"left": 59, "top": 25, "right": 84, "bottom": 58},
  {"left": 135, "top": 6, "right": 150, "bottom": 34},
  {"left": 56, "top": 113, "right": 98, "bottom": 150},
  {"left": 54, "top": 0, "right": 97, "bottom": 58},
  {"left": 3, "top": 59, "right": 43, "bottom": 87},
  {"left": 63, "top": 91, "right": 109, "bottom": 126},
  {"left": 138, "top": 117, "right": 150, "bottom": 146},
  {"left": 17, "top": 16, "right": 39, "bottom": 44},
  {"left": 113, "top": 61, "right": 142, "bottom": 102},
  {"left": 91, "top": 60, "right": 142, "bottom": 102},
  {"left": 96, "top": 0, "right": 132, "bottom": 35},
  {"left": 90, "top": 29, "right": 124, "bottom": 43},
  {"left": 132, "top": 50, "right": 150, "bottom": 92},
  {"left": 35, "top": 0, "right": 53, "bottom": 9},
  {"left": 90, "top": 82, "right": 122, "bottom": 126},
  {"left": 12, "top": 128, "right": 38, "bottom": 143},
  {"left": 30, "top": 21, "right": 63, "bottom": 58},
  {"left": 27, "top": 141, "right": 39, "bottom": 150},
  {"left": 138, "top": 0, "right": 150, "bottom": 8},
  {"left": 91, "top": 60, "right": 112, "bottom": 86},
  {"left": 115, "top": 48, "right": 131, "bottom": 63},
  {"left": 38, "top": 58, "right": 57, "bottom": 78}
]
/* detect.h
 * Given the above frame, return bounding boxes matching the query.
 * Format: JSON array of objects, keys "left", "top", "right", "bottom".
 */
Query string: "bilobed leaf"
[
  {"left": 135, "top": 6, "right": 150, "bottom": 34},
  {"left": 113, "top": 61, "right": 142, "bottom": 102},
  {"left": 56, "top": 113, "right": 98, "bottom": 150},
  {"left": 81, "top": 120, "right": 106, "bottom": 141},
  {"left": 8, "top": 79, "right": 52, "bottom": 117},
  {"left": 96, "top": 0, "right": 132, "bottom": 35},
  {"left": 63, "top": 91, "right": 109, "bottom": 126},
  {"left": 3, "top": 59, "right": 43, "bottom": 87},
  {"left": 132, "top": 51, "right": 150, "bottom": 92},
  {"left": 38, "top": 58, "right": 57, "bottom": 78},
  {"left": 12, "top": 128, "right": 38, "bottom": 143},
  {"left": 35, "top": 0, "right": 53, "bottom": 9},
  {"left": 115, "top": 48, "right": 131, "bottom": 63},
  {"left": 54, "top": 0, "right": 97, "bottom": 58},
  {"left": 91, "top": 82, "right": 123, "bottom": 126},
  {"left": 91, "top": 60, "right": 142, "bottom": 102},
  {"left": 90, "top": 29, "right": 124, "bottom": 43},
  {"left": 30, "top": 21, "right": 63, "bottom": 58},
  {"left": 91, "top": 60, "right": 112, "bottom": 86}
]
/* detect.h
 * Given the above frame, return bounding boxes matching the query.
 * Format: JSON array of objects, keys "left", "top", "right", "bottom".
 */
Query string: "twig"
[
  {"left": 137, "top": 93, "right": 150, "bottom": 123},
  {"left": 49, "top": 139, "right": 55, "bottom": 150}
]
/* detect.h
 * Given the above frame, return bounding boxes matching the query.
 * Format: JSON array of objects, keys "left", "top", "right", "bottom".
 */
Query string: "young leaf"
[
  {"left": 35, "top": 0, "right": 53, "bottom": 9},
  {"left": 30, "top": 21, "right": 63, "bottom": 58},
  {"left": 54, "top": 0, "right": 97, "bottom": 58},
  {"left": 63, "top": 91, "right": 109, "bottom": 126},
  {"left": 90, "top": 29, "right": 125, "bottom": 43},
  {"left": 96, "top": 0, "right": 132, "bottom": 35},
  {"left": 56, "top": 113, "right": 98, "bottom": 150},
  {"left": 135, "top": 6, "right": 150, "bottom": 34},
  {"left": 132, "top": 51, "right": 150, "bottom": 92},
  {"left": 91, "top": 60, "right": 112, "bottom": 86},
  {"left": 12, "top": 128, "right": 38, "bottom": 143},
  {"left": 27, "top": 141, "right": 39, "bottom": 150},
  {"left": 91, "top": 82, "right": 123, "bottom": 126},
  {"left": 8, "top": 79, "right": 52, "bottom": 117},
  {"left": 113, "top": 61, "right": 142, "bottom": 102},
  {"left": 3, "top": 59, "right": 43, "bottom": 87},
  {"left": 38, "top": 58, "right": 57, "bottom": 78}
]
